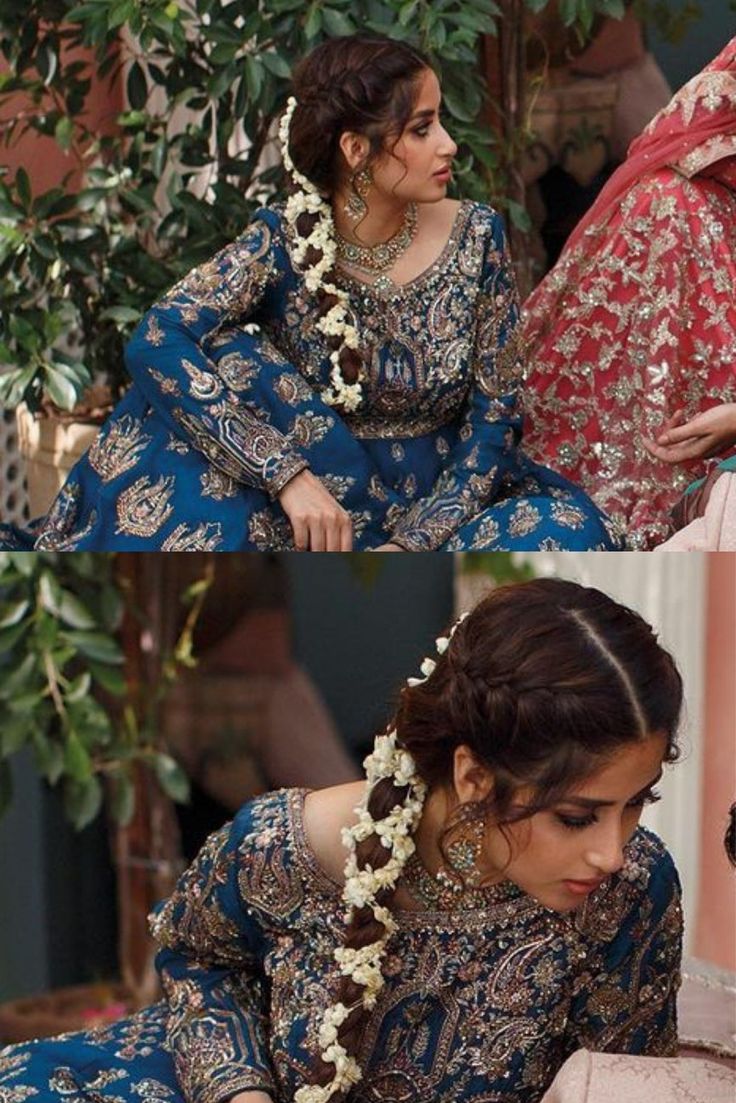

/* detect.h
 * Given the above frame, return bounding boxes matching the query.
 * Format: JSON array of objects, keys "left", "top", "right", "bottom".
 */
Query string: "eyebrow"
[
  {"left": 556, "top": 770, "right": 663, "bottom": 810},
  {"left": 409, "top": 106, "right": 440, "bottom": 123}
]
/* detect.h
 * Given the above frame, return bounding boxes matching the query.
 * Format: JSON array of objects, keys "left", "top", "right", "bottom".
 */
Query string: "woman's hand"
[
  {"left": 373, "top": 543, "right": 403, "bottom": 552},
  {"left": 227, "top": 1093, "right": 273, "bottom": 1103},
  {"left": 278, "top": 469, "right": 353, "bottom": 551},
  {"left": 642, "top": 405, "right": 736, "bottom": 464}
]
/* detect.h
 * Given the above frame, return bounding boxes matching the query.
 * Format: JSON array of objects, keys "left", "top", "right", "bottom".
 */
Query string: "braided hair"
[
  {"left": 305, "top": 578, "right": 683, "bottom": 1098},
  {"left": 284, "top": 35, "right": 432, "bottom": 390}
]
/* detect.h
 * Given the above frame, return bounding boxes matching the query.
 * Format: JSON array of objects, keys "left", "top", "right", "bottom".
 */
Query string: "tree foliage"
[{"left": 0, "top": 551, "right": 208, "bottom": 830}]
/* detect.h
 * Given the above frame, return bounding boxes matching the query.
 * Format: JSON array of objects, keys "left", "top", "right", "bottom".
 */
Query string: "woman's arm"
[
  {"left": 150, "top": 803, "right": 280, "bottom": 1103},
  {"left": 125, "top": 216, "right": 309, "bottom": 499},
  {"left": 388, "top": 211, "right": 526, "bottom": 551}
]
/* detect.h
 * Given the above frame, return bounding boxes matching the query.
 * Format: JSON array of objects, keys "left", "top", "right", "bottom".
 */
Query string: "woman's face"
[
  {"left": 369, "top": 67, "right": 458, "bottom": 203},
  {"left": 481, "top": 734, "right": 669, "bottom": 913}
]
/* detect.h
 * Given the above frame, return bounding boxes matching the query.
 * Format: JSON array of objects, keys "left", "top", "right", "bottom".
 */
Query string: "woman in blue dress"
[
  {"left": 0, "top": 579, "right": 683, "bottom": 1102},
  {"left": 6, "top": 34, "right": 623, "bottom": 552}
]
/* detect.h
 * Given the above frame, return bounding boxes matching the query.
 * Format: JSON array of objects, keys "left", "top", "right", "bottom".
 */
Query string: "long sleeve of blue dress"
[
  {"left": 124, "top": 219, "right": 310, "bottom": 499},
  {"left": 388, "top": 212, "right": 527, "bottom": 551},
  {"left": 124, "top": 210, "right": 401, "bottom": 540},
  {"left": 563, "top": 833, "right": 683, "bottom": 1058},
  {"left": 149, "top": 805, "right": 276, "bottom": 1103}
]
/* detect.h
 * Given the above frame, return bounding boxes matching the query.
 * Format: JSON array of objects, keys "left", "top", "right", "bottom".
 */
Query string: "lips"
[
  {"left": 563, "top": 878, "right": 605, "bottom": 896},
  {"left": 434, "top": 166, "right": 452, "bottom": 179}
]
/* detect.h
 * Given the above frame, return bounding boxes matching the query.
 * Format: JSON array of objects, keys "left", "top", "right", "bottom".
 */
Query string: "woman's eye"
[
  {"left": 627, "top": 787, "right": 662, "bottom": 809},
  {"left": 556, "top": 813, "right": 597, "bottom": 831},
  {"left": 414, "top": 126, "right": 430, "bottom": 138}
]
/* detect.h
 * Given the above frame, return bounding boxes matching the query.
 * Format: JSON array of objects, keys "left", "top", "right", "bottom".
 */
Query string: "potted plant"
[{"left": 0, "top": 550, "right": 213, "bottom": 1039}]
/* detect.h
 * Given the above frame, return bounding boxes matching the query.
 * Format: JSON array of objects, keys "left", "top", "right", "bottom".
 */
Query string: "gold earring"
[
  {"left": 437, "top": 811, "right": 486, "bottom": 894},
  {"left": 344, "top": 167, "right": 372, "bottom": 221}
]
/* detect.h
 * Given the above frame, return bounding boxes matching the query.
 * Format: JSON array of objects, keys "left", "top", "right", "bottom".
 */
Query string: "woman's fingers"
[
  {"left": 339, "top": 516, "right": 353, "bottom": 552},
  {"left": 292, "top": 517, "right": 309, "bottom": 552}
]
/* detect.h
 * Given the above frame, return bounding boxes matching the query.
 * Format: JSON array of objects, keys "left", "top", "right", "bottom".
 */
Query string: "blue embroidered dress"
[
  {"left": 0, "top": 788, "right": 682, "bottom": 1103},
  {"left": 8, "top": 201, "right": 623, "bottom": 551}
]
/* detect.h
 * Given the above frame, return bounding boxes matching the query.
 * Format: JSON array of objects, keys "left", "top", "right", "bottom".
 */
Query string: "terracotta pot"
[
  {"left": 0, "top": 982, "right": 131, "bottom": 1044},
  {"left": 15, "top": 403, "right": 102, "bottom": 518}
]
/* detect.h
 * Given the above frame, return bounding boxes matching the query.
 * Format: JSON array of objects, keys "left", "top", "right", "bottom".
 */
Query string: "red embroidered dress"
[{"left": 521, "top": 38, "right": 736, "bottom": 548}]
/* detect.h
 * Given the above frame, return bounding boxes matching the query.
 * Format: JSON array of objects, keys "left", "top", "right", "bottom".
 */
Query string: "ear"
[
  {"left": 452, "top": 744, "right": 493, "bottom": 806},
  {"left": 338, "top": 130, "right": 371, "bottom": 175}
]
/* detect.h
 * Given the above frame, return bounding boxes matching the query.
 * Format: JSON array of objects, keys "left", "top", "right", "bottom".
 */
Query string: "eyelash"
[
  {"left": 414, "top": 125, "right": 430, "bottom": 138},
  {"left": 556, "top": 789, "right": 662, "bottom": 831}
]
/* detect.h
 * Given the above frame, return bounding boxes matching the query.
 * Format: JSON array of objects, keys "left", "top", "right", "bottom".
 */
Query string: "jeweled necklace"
[
  {"left": 336, "top": 202, "right": 418, "bottom": 274},
  {"left": 401, "top": 851, "right": 507, "bottom": 912}
]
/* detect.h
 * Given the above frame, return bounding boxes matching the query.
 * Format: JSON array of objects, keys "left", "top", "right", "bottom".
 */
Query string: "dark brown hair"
[
  {"left": 283, "top": 34, "right": 432, "bottom": 395},
  {"left": 311, "top": 578, "right": 683, "bottom": 1095},
  {"left": 288, "top": 33, "right": 432, "bottom": 195}
]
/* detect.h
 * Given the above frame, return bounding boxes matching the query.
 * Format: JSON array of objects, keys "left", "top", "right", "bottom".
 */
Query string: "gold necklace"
[
  {"left": 335, "top": 202, "right": 418, "bottom": 275},
  {"left": 401, "top": 852, "right": 512, "bottom": 912}
]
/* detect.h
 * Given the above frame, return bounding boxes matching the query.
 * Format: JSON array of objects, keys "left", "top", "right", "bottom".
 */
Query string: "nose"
[
  {"left": 584, "top": 822, "right": 625, "bottom": 877},
  {"left": 438, "top": 123, "right": 457, "bottom": 159}
]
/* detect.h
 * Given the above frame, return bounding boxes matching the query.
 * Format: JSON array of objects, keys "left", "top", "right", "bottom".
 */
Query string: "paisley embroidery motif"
[
  {"left": 88, "top": 415, "right": 153, "bottom": 483},
  {"left": 115, "top": 475, "right": 175, "bottom": 536}
]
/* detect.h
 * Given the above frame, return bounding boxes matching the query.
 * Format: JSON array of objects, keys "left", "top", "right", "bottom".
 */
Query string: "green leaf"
[
  {"left": 64, "top": 775, "right": 103, "bottom": 830},
  {"left": 321, "top": 8, "right": 354, "bottom": 35},
  {"left": 58, "top": 591, "right": 96, "bottom": 630},
  {"left": 0, "top": 621, "right": 30, "bottom": 656},
  {"left": 0, "top": 714, "right": 31, "bottom": 757},
  {"left": 127, "top": 61, "right": 148, "bottom": 111},
  {"left": 15, "top": 168, "right": 31, "bottom": 211},
  {"left": 0, "top": 760, "right": 12, "bottom": 818},
  {"left": 0, "top": 653, "right": 37, "bottom": 698},
  {"left": 32, "top": 732, "right": 64, "bottom": 784},
  {"left": 65, "top": 671, "right": 92, "bottom": 702},
  {"left": 109, "top": 770, "right": 135, "bottom": 825},
  {"left": 244, "top": 55, "right": 263, "bottom": 101},
  {"left": 54, "top": 116, "right": 74, "bottom": 151},
  {"left": 153, "top": 752, "right": 190, "bottom": 803},
  {"left": 39, "top": 569, "right": 63, "bottom": 616},
  {"left": 99, "top": 306, "right": 142, "bottom": 324},
  {"left": 64, "top": 732, "right": 92, "bottom": 782},
  {"left": 10, "top": 553, "right": 38, "bottom": 577},
  {"left": 507, "top": 198, "right": 532, "bottom": 232},
  {"left": 87, "top": 660, "right": 127, "bottom": 696},
  {"left": 0, "top": 600, "right": 30, "bottom": 628},
  {"left": 59, "top": 630, "right": 124, "bottom": 665},
  {"left": 303, "top": 4, "right": 322, "bottom": 38},
  {"left": 36, "top": 41, "right": 59, "bottom": 86},
  {"left": 261, "top": 52, "right": 291, "bottom": 79}
]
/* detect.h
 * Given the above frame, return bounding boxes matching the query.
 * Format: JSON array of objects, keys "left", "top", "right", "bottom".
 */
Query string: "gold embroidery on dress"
[
  {"left": 161, "top": 522, "right": 224, "bottom": 551},
  {"left": 88, "top": 415, "right": 153, "bottom": 483},
  {"left": 181, "top": 358, "right": 223, "bottom": 401},
  {"left": 115, "top": 475, "right": 175, "bottom": 537}
]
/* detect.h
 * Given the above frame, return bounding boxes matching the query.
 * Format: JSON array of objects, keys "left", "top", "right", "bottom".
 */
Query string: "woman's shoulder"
[
  {"left": 302, "top": 780, "right": 367, "bottom": 885},
  {"left": 577, "top": 826, "right": 681, "bottom": 948},
  {"left": 231, "top": 785, "right": 363, "bottom": 919}
]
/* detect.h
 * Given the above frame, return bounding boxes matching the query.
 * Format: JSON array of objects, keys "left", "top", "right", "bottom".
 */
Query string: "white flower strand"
[
  {"left": 278, "top": 96, "right": 364, "bottom": 413},
  {"left": 294, "top": 613, "right": 468, "bottom": 1103}
]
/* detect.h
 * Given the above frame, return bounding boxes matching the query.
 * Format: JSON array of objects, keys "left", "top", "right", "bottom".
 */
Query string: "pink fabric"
[
  {"left": 563, "top": 37, "right": 736, "bottom": 253},
  {"left": 521, "top": 41, "right": 736, "bottom": 547},
  {"left": 541, "top": 1050, "right": 736, "bottom": 1102},
  {"left": 656, "top": 474, "right": 736, "bottom": 550}
]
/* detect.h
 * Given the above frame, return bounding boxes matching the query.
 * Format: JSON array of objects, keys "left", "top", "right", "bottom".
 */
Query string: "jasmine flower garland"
[
  {"left": 278, "top": 97, "right": 364, "bottom": 413},
  {"left": 294, "top": 615, "right": 468, "bottom": 1103}
]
